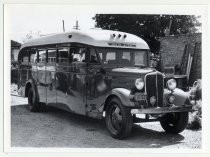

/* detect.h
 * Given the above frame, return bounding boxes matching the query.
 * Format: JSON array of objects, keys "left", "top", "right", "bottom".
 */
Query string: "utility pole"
[
  {"left": 164, "top": 19, "right": 172, "bottom": 36},
  {"left": 168, "top": 19, "right": 172, "bottom": 34},
  {"left": 62, "top": 20, "right": 65, "bottom": 32},
  {"left": 73, "top": 20, "right": 80, "bottom": 30}
]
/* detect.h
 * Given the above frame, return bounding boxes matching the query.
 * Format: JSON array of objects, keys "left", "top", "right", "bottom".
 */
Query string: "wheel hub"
[{"left": 111, "top": 106, "right": 122, "bottom": 130}]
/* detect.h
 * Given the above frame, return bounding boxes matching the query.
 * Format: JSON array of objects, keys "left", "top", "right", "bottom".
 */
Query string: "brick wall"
[{"left": 158, "top": 33, "right": 201, "bottom": 85}]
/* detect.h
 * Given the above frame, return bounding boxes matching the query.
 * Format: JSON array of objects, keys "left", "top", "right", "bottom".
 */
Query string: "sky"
[
  {"left": 5, "top": 4, "right": 202, "bottom": 44},
  {"left": 5, "top": 4, "right": 96, "bottom": 43}
]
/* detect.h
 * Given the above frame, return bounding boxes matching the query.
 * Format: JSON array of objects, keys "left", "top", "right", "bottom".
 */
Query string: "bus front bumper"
[{"left": 131, "top": 105, "right": 193, "bottom": 114}]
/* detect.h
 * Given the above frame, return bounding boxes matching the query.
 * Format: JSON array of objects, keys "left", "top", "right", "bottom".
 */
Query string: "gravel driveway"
[{"left": 11, "top": 95, "right": 201, "bottom": 148}]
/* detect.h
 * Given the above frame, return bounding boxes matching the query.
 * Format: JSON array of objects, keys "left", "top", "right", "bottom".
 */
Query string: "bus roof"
[{"left": 20, "top": 29, "right": 150, "bottom": 50}]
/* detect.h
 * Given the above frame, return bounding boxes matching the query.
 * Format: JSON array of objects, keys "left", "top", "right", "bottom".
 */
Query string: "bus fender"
[
  {"left": 103, "top": 88, "right": 135, "bottom": 111},
  {"left": 164, "top": 88, "right": 192, "bottom": 106}
]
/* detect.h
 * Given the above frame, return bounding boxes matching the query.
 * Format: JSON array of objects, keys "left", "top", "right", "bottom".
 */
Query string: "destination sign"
[{"left": 108, "top": 42, "right": 136, "bottom": 47}]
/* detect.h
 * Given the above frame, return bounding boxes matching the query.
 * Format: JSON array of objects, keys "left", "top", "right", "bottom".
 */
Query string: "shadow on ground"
[{"left": 11, "top": 105, "right": 185, "bottom": 148}]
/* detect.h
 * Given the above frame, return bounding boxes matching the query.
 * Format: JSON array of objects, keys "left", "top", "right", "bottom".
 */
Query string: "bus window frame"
[
  {"left": 70, "top": 45, "right": 89, "bottom": 64},
  {"left": 94, "top": 47, "right": 150, "bottom": 67},
  {"left": 21, "top": 49, "right": 30, "bottom": 65},
  {"left": 46, "top": 49, "right": 48, "bottom": 63},
  {"left": 37, "top": 49, "right": 47, "bottom": 63},
  {"left": 28, "top": 48, "right": 37, "bottom": 64},
  {"left": 28, "top": 49, "right": 31, "bottom": 63},
  {"left": 56, "top": 47, "right": 70, "bottom": 64},
  {"left": 19, "top": 44, "right": 150, "bottom": 67},
  {"left": 36, "top": 50, "right": 39, "bottom": 63},
  {"left": 86, "top": 47, "right": 102, "bottom": 65},
  {"left": 56, "top": 49, "right": 59, "bottom": 63},
  {"left": 45, "top": 46, "right": 57, "bottom": 64}
]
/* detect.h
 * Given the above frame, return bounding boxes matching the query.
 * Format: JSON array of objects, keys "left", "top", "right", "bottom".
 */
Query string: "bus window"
[
  {"left": 94, "top": 48, "right": 148, "bottom": 67},
  {"left": 134, "top": 51, "right": 147, "bottom": 66},
  {"left": 71, "top": 47, "right": 86, "bottom": 63},
  {"left": 106, "top": 52, "right": 116, "bottom": 64},
  {"left": 22, "top": 50, "right": 29, "bottom": 65},
  {"left": 47, "top": 49, "right": 56, "bottom": 64},
  {"left": 98, "top": 52, "right": 103, "bottom": 61},
  {"left": 58, "top": 48, "right": 69, "bottom": 64},
  {"left": 122, "top": 52, "right": 131, "bottom": 61},
  {"left": 29, "top": 49, "right": 37, "bottom": 64},
  {"left": 38, "top": 50, "right": 46, "bottom": 63},
  {"left": 89, "top": 48, "right": 100, "bottom": 64},
  {"left": 121, "top": 52, "right": 131, "bottom": 65}
]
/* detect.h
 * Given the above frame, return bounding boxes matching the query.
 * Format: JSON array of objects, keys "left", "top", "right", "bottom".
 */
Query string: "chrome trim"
[
  {"left": 156, "top": 72, "right": 158, "bottom": 107},
  {"left": 131, "top": 105, "right": 192, "bottom": 114},
  {"left": 144, "top": 71, "right": 164, "bottom": 107}
]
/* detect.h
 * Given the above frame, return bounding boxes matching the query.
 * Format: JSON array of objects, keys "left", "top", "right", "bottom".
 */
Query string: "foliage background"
[{"left": 93, "top": 14, "right": 201, "bottom": 53}]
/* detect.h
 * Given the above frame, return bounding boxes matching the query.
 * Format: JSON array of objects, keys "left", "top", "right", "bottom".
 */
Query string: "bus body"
[{"left": 17, "top": 29, "right": 192, "bottom": 139}]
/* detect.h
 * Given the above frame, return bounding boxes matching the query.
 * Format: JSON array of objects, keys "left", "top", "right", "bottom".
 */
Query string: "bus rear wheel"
[
  {"left": 105, "top": 98, "right": 133, "bottom": 139},
  {"left": 28, "top": 88, "right": 41, "bottom": 112},
  {"left": 160, "top": 112, "right": 189, "bottom": 134}
]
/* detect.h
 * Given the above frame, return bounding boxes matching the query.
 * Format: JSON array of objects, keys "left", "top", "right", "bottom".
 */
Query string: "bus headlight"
[
  {"left": 135, "top": 78, "right": 144, "bottom": 90},
  {"left": 167, "top": 79, "right": 177, "bottom": 91}
]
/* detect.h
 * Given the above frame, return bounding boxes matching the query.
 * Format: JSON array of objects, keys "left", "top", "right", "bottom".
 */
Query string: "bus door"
[
  {"left": 86, "top": 48, "right": 107, "bottom": 118},
  {"left": 46, "top": 48, "right": 57, "bottom": 105},
  {"left": 65, "top": 46, "right": 88, "bottom": 115},
  {"left": 55, "top": 47, "right": 71, "bottom": 110},
  {"left": 28, "top": 48, "right": 38, "bottom": 93},
  {"left": 36, "top": 49, "right": 47, "bottom": 103}
]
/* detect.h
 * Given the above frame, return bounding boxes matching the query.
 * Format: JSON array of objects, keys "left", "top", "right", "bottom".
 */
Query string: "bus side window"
[
  {"left": 29, "top": 49, "right": 37, "bottom": 64},
  {"left": 22, "top": 50, "right": 29, "bottom": 65},
  {"left": 98, "top": 52, "right": 103, "bottom": 61},
  {"left": 47, "top": 49, "right": 57, "bottom": 64},
  {"left": 38, "top": 49, "right": 46, "bottom": 63},
  {"left": 89, "top": 48, "right": 100, "bottom": 64},
  {"left": 71, "top": 47, "right": 86, "bottom": 63},
  {"left": 58, "top": 48, "right": 69, "bottom": 64}
]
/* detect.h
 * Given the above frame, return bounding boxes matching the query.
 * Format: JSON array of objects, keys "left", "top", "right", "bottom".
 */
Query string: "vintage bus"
[{"left": 17, "top": 29, "right": 193, "bottom": 139}]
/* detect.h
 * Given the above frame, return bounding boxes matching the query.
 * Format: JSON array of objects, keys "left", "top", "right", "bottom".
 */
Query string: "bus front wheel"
[{"left": 105, "top": 98, "right": 133, "bottom": 139}]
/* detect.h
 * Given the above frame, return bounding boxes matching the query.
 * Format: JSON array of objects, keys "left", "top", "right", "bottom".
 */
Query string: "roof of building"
[
  {"left": 11, "top": 40, "right": 21, "bottom": 48},
  {"left": 20, "top": 29, "right": 149, "bottom": 50}
]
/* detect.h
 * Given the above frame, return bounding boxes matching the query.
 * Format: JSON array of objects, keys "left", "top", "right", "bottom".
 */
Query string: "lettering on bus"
[{"left": 107, "top": 42, "right": 136, "bottom": 48}]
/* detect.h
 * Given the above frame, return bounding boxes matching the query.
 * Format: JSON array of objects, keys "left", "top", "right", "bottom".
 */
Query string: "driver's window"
[{"left": 89, "top": 48, "right": 100, "bottom": 64}]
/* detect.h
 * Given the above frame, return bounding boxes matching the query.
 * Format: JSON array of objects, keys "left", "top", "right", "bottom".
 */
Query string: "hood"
[{"left": 108, "top": 67, "right": 155, "bottom": 89}]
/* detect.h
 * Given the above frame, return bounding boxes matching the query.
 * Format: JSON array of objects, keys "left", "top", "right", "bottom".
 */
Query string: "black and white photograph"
[{"left": 3, "top": 3, "right": 208, "bottom": 153}]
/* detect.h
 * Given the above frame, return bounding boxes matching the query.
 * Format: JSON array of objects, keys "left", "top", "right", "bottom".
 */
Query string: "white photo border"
[{"left": 1, "top": 1, "right": 210, "bottom": 157}]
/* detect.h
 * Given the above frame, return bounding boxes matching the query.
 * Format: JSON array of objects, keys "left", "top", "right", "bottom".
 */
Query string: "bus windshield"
[{"left": 96, "top": 48, "right": 148, "bottom": 67}]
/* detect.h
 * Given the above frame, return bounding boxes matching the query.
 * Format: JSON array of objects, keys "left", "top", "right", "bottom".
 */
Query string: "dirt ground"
[{"left": 11, "top": 95, "right": 201, "bottom": 148}]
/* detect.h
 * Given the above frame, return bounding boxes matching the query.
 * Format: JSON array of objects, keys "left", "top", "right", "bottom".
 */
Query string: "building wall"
[
  {"left": 11, "top": 40, "right": 21, "bottom": 61},
  {"left": 158, "top": 33, "right": 201, "bottom": 85},
  {"left": 159, "top": 33, "right": 201, "bottom": 67},
  {"left": 11, "top": 48, "right": 19, "bottom": 61}
]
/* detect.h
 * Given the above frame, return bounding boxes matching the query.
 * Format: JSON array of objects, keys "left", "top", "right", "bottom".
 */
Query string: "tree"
[
  {"left": 93, "top": 14, "right": 201, "bottom": 53},
  {"left": 22, "top": 31, "right": 41, "bottom": 43}
]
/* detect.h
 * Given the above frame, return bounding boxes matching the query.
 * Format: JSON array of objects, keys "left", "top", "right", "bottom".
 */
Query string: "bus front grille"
[{"left": 145, "top": 72, "right": 164, "bottom": 107}]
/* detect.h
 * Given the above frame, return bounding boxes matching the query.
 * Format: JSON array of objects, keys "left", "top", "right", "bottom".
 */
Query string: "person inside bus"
[{"left": 89, "top": 50, "right": 98, "bottom": 63}]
